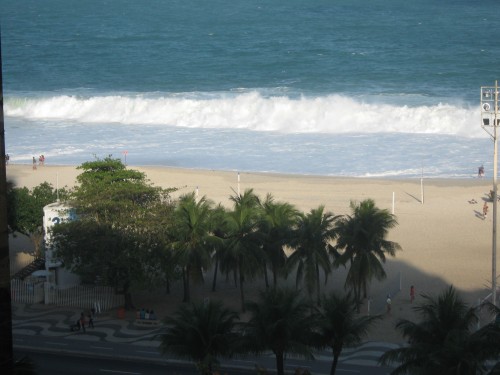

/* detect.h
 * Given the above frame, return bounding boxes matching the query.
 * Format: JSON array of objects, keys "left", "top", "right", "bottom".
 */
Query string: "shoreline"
[
  {"left": 6, "top": 162, "right": 484, "bottom": 182},
  {"left": 6, "top": 163, "right": 492, "bottom": 213}
]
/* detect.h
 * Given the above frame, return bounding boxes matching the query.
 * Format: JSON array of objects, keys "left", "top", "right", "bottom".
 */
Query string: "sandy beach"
[{"left": 7, "top": 163, "right": 498, "bottom": 342}]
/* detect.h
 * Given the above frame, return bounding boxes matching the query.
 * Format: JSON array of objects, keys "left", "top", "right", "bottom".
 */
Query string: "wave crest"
[{"left": 4, "top": 92, "right": 481, "bottom": 137}]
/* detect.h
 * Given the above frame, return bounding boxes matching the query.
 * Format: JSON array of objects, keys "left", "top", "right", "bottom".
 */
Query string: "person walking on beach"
[
  {"left": 410, "top": 285, "right": 415, "bottom": 303},
  {"left": 483, "top": 202, "right": 489, "bottom": 219},
  {"left": 386, "top": 294, "right": 392, "bottom": 316},
  {"left": 32, "top": 156, "right": 37, "bottom": 170}
]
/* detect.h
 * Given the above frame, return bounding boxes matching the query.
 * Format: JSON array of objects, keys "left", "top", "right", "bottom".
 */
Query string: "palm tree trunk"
[
  {"left": 330, "top": 350, "right": 340, "bottom": 375},
  {"left": 276, "top": 351, "right": 285, "bottom": 375},
  {"left": 272, "top": 264, "right": 278, "bottom": 288},
  {"left": 238, "top": 263, "right": 245, "bottom": 312},
  {"left": 316, "top": 261, "right": 321, "bottom": 305},
  {"left": 165, "top": 276, "right": 170, "bottom": 294},
  {"left": 123, "top": 281, "right": 134, "bottom": 310},
  {"left": 212, "top": 258, "right": 219, "bottom": 292},
  {"left": 183, "top": 267, "right": 191, "bottom": 303},
  {"left": 263, "top": 262, "right": 269, "bottom": 289},
  {"left": 355, "top": 283, "right": 362, "bottom": 313}
]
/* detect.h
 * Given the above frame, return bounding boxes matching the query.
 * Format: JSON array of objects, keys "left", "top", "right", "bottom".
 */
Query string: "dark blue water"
[{"left": 2, "top": 0, "right": 500, "bottom": 177}]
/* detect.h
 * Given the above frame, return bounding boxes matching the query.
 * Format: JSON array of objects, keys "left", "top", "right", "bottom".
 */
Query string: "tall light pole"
[{"left": 481, "top": 81, "right": 499, "bottom": 307}]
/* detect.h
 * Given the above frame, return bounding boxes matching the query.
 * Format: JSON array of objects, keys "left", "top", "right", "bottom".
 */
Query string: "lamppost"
[{"left": 481, "top": 81, "right": 499, "bottom": 307}]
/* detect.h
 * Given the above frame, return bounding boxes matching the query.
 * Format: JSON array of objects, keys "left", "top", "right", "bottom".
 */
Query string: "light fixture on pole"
[{"left": 481, "top": 81, "right": 499, "bottom": 307}]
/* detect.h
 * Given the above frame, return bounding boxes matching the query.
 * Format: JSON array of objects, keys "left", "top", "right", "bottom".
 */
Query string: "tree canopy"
[
  {"left": 7, "top": 182, "right": 69, "bottom": 256},
  {"left": 72, "top": 156, "right": 170, "bottom": 224},
  {"left": 334, "top": 199, "right": 400, "bottom": 308},
  {"left": 46, "top": 157, "right": 403, "bottom": 320},
  {"left": 242, "top": 287, "right": 315, "bottom": 375},
  {"left": 161, "top": 300, "right": 240, "bottom": 375},
  {"left": 52, "top": 157, "right": 176, "bottom": 308},
  {"left": 379, "top": 286, "right": 500, "bottom": 375}
]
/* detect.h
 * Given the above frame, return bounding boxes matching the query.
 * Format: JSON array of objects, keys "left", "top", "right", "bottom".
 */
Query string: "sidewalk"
[
  {"left": 11, "top": 302, "right": 406, "bottom": 369},
  {"left": 11, "top": 302, "right": 163, "bottom": 347}
]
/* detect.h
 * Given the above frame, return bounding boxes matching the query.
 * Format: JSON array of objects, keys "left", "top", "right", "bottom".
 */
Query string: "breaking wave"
[{"left": 4, "top": 91, "right": 481, "bottom": 137}]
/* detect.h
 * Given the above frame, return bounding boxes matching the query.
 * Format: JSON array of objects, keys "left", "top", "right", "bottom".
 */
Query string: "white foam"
[{"left": 4, "top": 91, "right": 481, "bottom": 137}]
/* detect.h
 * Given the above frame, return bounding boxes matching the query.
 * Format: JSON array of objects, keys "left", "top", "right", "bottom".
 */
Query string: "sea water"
[{"left": 2, "top": 0, "right": 500, "bottom": 178}]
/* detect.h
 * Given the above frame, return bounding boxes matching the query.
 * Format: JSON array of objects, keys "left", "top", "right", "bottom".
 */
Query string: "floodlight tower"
[{"left": 481, "top": 81, "right": 499, "bottom": 307}]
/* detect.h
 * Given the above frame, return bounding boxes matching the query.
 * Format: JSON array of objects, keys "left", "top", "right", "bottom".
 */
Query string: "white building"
[{"left": 43, "top": 201, "right": 80, "bottom": 290}]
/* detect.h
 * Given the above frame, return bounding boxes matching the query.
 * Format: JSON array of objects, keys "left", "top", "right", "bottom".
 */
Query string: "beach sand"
[{"left": 7, "top": 164, "right": 498, "bottom": 343}]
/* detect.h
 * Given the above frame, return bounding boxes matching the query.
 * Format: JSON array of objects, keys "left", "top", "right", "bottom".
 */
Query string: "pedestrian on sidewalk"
[
  {"left": 71, "top": 319, "right": 81, "bottom": 332},
  {"left": 410, "top": 285, "right": 415, "bottom": 303},
  {"left": 80, "top": 312, "right": 87, "bottom": 333},
  {"left": 88, "top": 313, "right": 94, "bottom": 328},
  {"left": 386, "top": 294, "right": 392, "bottom": 316}
]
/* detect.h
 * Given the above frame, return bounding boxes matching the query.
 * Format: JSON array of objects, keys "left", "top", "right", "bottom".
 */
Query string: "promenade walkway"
[{"left": 12, "top": 302, "right": 403, "bottom": 368}]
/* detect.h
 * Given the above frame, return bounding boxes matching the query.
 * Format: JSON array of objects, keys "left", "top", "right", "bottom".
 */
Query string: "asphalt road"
[{"left": 14, "top": 333, "right": 394, "bottom": 375}]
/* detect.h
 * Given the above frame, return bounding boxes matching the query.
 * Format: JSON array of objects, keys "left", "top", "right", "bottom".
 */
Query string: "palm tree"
[
  {"left": 287, "top": 205, "right": 339, "bottom": 305},
  {"left": 160, "top": 300, "right": 240, "bottom": 375},
  {"left": 221, "top": 189, "right": 264, "bottom": 311},
  {"left": 334, "top": 199, "right": 400, "bottom": 308},
  {"left": 260, "top": 194, "right": 300, "bottom": 288},
  {"left": 379, "top": 286, "right": 500, "bottom": 375},
  {"left": 209, "top": 203, "right": 228, "bottom": 292},
  {"left": 315, "top": 292, "right": 381, "bottom": 375},
  {"left": 172, "top": 192, "right": 214, "bottom": 303},
  {"left": 242, "top": 287, "right": 315, "bottom": 375}
]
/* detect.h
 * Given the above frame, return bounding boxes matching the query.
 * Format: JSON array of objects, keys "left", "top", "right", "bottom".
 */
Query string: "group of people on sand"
[
  {"left": 467, "top": 182, "right": 490, "bottom": 219},
  {"left": 32, "top": 155, "right": 45, "bottom": 169},
  {"left": 386, "top": 285, "right": 416, "bottom": 316}
]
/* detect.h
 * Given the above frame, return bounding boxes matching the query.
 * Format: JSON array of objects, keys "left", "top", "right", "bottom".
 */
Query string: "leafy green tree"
[
  {"left": 52, "top": 157, "right": 174, "bottom": 308},
  {"left": 220, "top": 189, "right": 264, "bottom": 311},
  {"left": 7, "top": 182, "right": 69, "bottom": 256},
  {"left": 160, "top": 300, "right": 240, "bottom": 375},
  {"left": 52, "top": 220, "right": 146, "bottom": 308},
  {"left": 379, "top": 286, "right": 500, "bottom": 375},
  {"left": 287, "top": 205, "right": 339, "bottom": 305},
  {"left": 172, "top": 192, "right": 215, "bottom": 303},
  {"left": 314, "top": 292, "right": 381, "bottom": 375},
  {"left": 242, "top": 287, "right": 314, "bottom": 375},
  {"left": 130, "top": 199, "right": 177, "bottom": 294},
  {"left": 334, "top": 199, "right": 400, "bottom": 309},
  {"left": 73, "top": 157, "right": 168, "bottom": 220},
  {"left": 260, "top": 194, "right": 299, "bottom": 288}
]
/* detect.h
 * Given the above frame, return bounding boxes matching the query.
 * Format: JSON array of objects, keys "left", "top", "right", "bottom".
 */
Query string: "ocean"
[{"left": 2, "top": 0, "right": 500, "bottom": 178}]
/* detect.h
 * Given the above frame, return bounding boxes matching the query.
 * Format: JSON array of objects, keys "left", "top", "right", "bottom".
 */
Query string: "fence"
[
  {"left": 11, "top": 279, "right": 123, "bottom": 312},
  {"left": 11, "top": 279, "right": 45, "bottom": 304},
  {"left": 46, "top": 284, "right": 123, "bottom": 312}
]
